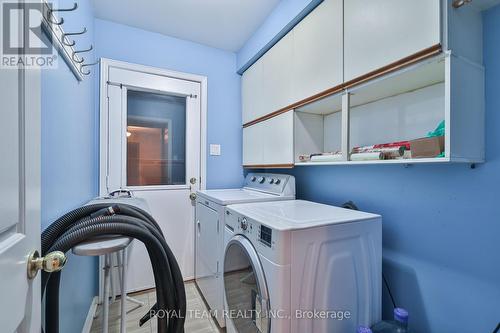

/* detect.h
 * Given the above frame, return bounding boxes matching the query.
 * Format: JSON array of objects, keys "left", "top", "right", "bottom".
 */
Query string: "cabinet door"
[
  {"left": 241, "top": 58, "right": 264, "bottom": 124},
  {"left": 262, "top": 111, "right": 294, "bottom": 165},
  {"left": 292, "top": 0, "right": 343, "bottom": 102},
  {"left": 243, "top": 123, "right": 264, "bottom": 165},
  {"left": 262, "top": 33, "right": 294, "bottom": 115},
  {"left": 344, "top": 0, "right": 440, "bottom": 81}
]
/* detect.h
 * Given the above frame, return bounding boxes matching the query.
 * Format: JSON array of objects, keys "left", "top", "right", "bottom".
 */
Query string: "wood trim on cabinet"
[
  {"left": 242, "top": 44, "right": 442, "bottom": 128},
  {"left": 243, "top": 164, "right": 295, "bottom": 169},
  {"left": 342, "top": 44, "right": 443, "bottom": 89}
]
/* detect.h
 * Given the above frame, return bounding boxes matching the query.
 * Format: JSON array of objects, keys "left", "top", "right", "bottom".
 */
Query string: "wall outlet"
[{"left": 210, "top": 144, "right": 221, "bottom": 156}]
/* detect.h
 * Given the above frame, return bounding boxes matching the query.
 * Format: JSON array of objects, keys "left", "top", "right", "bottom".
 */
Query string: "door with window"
[{"left": 100, "top": 59, "right": 204, "bottom": 288}]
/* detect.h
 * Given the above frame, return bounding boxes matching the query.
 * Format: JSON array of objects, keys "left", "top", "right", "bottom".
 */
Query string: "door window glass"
[{"left": 126, "top": 90, "right": 186, "bottom": 186}]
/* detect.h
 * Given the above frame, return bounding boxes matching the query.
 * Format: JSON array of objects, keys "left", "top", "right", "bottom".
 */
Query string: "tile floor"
[{"left": 90, "top": 282, "right": 220, "bottom": 333}]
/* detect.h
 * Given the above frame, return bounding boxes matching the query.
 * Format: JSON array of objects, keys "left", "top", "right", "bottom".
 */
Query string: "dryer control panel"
[{"left": 243, "top": 173, "right": 295, "bottom": 197}]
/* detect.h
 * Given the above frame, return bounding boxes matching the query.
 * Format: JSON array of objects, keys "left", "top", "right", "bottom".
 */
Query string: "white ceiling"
[{"left": 92, "top": 0, "right": 280, "bottom": 52}]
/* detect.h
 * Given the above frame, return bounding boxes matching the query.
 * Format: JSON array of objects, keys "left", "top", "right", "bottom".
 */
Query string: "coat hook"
[
  {"left": 80, "top": 60, "right": 99, "bottom": 75},
  {"left": 45, "top": 3, "right": 75, "bottom": 25},
  {"left": 47, "top": 14, "right": 64, "bottom": 25},
  {"left": 62, "top": 37, "right": 75, "bottom": 47},
  {"left": 50, "top": 2, "right": 78, "bottom": 12},
  {"left": 62, "top": 28, "right": 87, "bottom": 47},
  {"left": 74, "top": 45, "right": 93, "bottom": 54},
  {"left": 72, "top": 45, "right": 93, "bottom": 62},
  {"left": 64, "top": 27, "right": 87, "bottom": 37},
  {"left": 72, "top": 55, "right": 84, "bottom": 63},
  {"left": 81, "top": 60, "right": 99, "bottom": 68},
  {"left": 452, "top": 0, "right": 472, "bottom": 8}
]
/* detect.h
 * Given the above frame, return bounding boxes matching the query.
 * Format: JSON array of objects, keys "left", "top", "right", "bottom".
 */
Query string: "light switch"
[{"left": 210, "top": 144, "right": 221, "bottom": 156}]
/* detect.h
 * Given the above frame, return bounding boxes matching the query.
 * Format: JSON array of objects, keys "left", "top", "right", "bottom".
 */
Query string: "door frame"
[{"left": 98, "top": 58, "right": 207, "bottom": 195}]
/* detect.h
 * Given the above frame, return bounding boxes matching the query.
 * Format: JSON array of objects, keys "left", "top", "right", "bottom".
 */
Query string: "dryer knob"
[
  {"left": 274, "top": 179, "right": 281, "bottom": 185},
  {"left": 240, "top": 217, "right": 248, "bottom": 231},
  {"left": 251, "top": 176, "right": 257, "bottom": 182},
  {"left": 258, "top": 177, "right": 265, "bottom": 184},
  {"left": 268, "top": 178, "right": 274, "bottom": 184}
]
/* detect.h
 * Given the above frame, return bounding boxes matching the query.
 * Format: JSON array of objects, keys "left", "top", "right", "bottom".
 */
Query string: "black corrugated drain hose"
[{"left": 41, "top": 203, "right": 185, "bottom": 333}]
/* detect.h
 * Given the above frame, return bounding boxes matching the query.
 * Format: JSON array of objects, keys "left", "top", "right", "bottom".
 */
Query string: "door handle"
[
  {"left": 27, "top": 250, "right": 67, "bottom": 280},
  {"left": 190, "top": 193, "right": 197, "bottom": 200}
]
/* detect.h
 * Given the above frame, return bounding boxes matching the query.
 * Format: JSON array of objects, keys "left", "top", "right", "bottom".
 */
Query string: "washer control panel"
[
  {"left": 225, "top": 207, "right": 291, "bottom": 265},
  {"left": 225, "top": 209, "right": 275, "bottom": 249},
  {"left": 243, "top": 173, "right": 294, "bottom": 196}
]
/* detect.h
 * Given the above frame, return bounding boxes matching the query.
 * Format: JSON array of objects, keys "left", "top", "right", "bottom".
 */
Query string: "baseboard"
[{"left": 81, "top": 296, "right": 99, "bottom": 333}]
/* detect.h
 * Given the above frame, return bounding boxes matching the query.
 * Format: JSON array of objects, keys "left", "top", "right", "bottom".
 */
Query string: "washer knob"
[
  {"left": 240, "top": 217, "right": 248, "bottom": 231},
  {"left": 258, "top": 177, "right": 265, "bottom": 184},
  {"left": 274, "top": 179, "right": 281, "bottom": 185},
  {"left": 251, "top": 176, "right": 257, "bottom": 182},
  {"left": 268, "top": 178, "right": 274, "bottom": 184}
]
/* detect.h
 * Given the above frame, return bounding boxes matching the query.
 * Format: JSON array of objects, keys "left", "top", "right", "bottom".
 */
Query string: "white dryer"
[
  {"left": 195, "top": 173, "right": 295, "bottom": 327},
  {"left": 223, "top": 200, "right": 382, "bottom": 333}
]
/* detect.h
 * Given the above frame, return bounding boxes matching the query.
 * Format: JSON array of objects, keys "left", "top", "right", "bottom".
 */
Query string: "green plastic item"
[{"left": 427, "top": 120, "right": 445, "bottom": 137}]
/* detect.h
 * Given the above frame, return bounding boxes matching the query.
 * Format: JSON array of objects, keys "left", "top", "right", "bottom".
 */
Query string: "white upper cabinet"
[
  {"left": 261, "top": 111, "right": 294, "bottom": 165},
  {"left": 243, "top": 111, "right": 294, "bottom": 166},
  {"left": 261, "top": 33, "right": 294, "bottom": 115},
  {"left": 241, "top": 58, "right": 264, "bottom": 124},
  {"left": 243, "top": 123, "right": 264, "bottom": 165},
  {"left": 292, "top": 0, "right": 343, "bottom": 102},
  {"left": 344, "top": 0, "right": 441, "bottom": 81}
]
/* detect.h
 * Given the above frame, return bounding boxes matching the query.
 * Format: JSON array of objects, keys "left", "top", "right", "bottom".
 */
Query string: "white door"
[
  {"left": 100, "top": 60, "right": 204, "bottom": 288},
  {"left": 0, "top": 0, "right": 41, "bottom": 331}
]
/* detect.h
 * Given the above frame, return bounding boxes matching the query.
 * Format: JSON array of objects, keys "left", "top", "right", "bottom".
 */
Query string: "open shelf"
[
  {"left": 295, "top": 157, "right": 450, "bottom": 166},
  {"left": 292, "top": 52, "right": 484, "bottom": 166},
  {"left": 296, "top": 91, "right": 342, "bottom": 115},
  {"left": 348, "top": 55, "right": 445, "bottom": 108}
]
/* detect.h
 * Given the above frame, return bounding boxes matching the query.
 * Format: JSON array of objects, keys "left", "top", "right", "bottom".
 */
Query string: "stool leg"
[
  {"left": 110, "top": 253, "right": 116, "bottom": 304},
  {"left": 120, "top": 249, "right": 127, "bottom": 333},
  {"left": 94, "top": 255, "right": 104, "bottom": 319},
  {"left": 103, "top": 254, "right": 110, "bottom": 333}
]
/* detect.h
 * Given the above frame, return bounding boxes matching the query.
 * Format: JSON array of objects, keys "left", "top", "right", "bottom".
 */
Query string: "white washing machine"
[
  {"left": 195, "top": 173, "right": 295, "bottom": 327},
  {"left": 223, "top": 200, "right": 382, "bottom": 333}
]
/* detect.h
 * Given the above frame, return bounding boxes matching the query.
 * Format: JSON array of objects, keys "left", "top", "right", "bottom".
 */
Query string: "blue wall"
[
  {"left": 41, "top": 1, "right": 98, "bottom": 332},
  {"left": 94, "top": 18, "right": 243, "bottom": 189},
  {"left": 242, "top": 3, "right": 500, "bottom": 333}
]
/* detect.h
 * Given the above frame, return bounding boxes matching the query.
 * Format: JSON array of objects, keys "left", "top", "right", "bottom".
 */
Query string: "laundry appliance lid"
[
  {"left": 196, "top": 188, "right": 293, "bottom": 206},
  {"left": 226, "top": 200, "right": 381, "bottom": 231}
]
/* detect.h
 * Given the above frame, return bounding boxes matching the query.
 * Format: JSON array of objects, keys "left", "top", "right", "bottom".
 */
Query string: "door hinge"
[
  {"left": 217, "top": 219, "right": 219, "bottom": 233},
  {"left": 216, "top": 261, "right": 219, "bottom": 275},
  {"left": 188, "top": 94, "right": 198, "bottom": 99}
]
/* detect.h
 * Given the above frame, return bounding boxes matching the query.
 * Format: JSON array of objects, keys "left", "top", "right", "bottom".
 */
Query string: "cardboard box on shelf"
[{"left": 410, "top": 136, "right": 445, "bottom": 158}]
